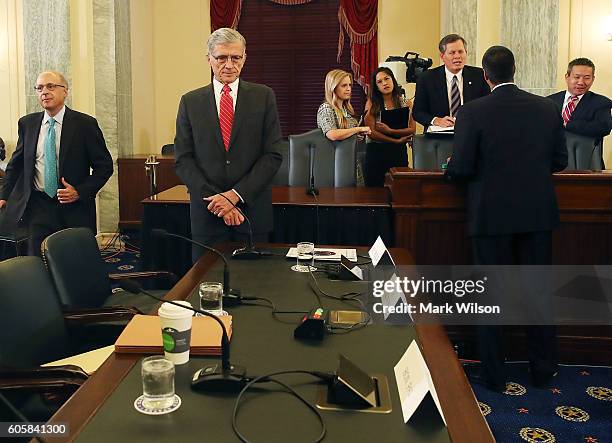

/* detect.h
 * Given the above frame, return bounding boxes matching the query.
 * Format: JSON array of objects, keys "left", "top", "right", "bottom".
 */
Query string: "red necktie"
[
  {"left": 562, "top": 95, "right": 578, "bottom": 125},
  {"left": 219, "top": 84, "right": 234, "bottom": 151}
]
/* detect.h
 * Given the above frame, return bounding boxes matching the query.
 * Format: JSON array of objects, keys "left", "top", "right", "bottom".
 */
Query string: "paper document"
[
  {"left": 286, "top": 248, "right": 357, "bottom": 262},
  {"left": 426, "top": 125, "right": 454, "bottom": 134},
  {"left": 42, "top": 345, "right": 114, "bottom": 375}
]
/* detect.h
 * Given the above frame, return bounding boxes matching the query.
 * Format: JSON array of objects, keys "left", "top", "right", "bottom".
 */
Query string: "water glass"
[
  {"left": 141, "top": 356, "right": 175, "bottom": 409},
  {"left": 199, "top": 282, "right": 224, "bottom": 316},
  {"left": 292, "top": 241, "right": 315, "bottom": 272}
]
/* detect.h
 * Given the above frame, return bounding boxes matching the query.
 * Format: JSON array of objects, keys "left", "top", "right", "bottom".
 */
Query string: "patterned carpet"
[
  {"left": 101, "top": 239, "right": 611, "bottom": 443},
  {"left": 471, "top": 362, "right": 611, "bottom": 443}
]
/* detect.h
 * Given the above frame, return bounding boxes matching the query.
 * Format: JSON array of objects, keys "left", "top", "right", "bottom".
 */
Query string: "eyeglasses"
[
  {"left": 34, "top": 83, "right": 67, "bottom": 93},
  {"left": 210, "top": 54, "right": 244, "bottom": 65}
]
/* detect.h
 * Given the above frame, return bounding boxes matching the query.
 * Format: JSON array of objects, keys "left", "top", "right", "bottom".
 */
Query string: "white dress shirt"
[
  {"left": 563, "top": 91, "right": 584, "bottom": 110},
  {"left": 491, "top": 82, "right": 515, "bottom": 92},
  {"left": 211, "top": 77, "right": 243, "bottom": 203},
  {"left": 212, "top": 77, "right": 239, "bottom": 116},
  {"left": 445, "top": 67, "right": 464, "bottom": 108},
  {"left": 34, "top": 106, "right": 65, "bottom": 192}
]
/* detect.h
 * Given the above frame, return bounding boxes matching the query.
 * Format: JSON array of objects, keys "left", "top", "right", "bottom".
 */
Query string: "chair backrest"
[
  {"left": 161, "top": 144, "right": 174, "bottom": 155},
  {"left": 288, "top": 129, "right": 356, "bottom": 187},
  {"left": 42, "top": 228, "right": 112, "bottom": 309},
  {"left": 564, "top": 132, "right": 603, "bottom": 171},
  {"left": 0, "top": 256, "right": 72, "bottom": 367},
  {"left": 412, "top": 135, "right": 454, "bottom": 170},
  {"left": 271, "top": 139, "right": 289, "bottom": 186}
]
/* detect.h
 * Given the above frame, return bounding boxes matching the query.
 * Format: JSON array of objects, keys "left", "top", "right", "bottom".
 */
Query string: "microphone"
[
  {"left": 119, "top": 279, "right": 247, "bottom": 393},
  {"left": 306, "top": 144, "right": 319, "bottom": 196},
  {"left": 151, "top": 228, "right": 245, "bottom": 306}
]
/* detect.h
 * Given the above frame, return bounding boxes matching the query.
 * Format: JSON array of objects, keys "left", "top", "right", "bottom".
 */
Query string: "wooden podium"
[{"left": 387, "top": 168, "right": 612, "bottom": 265}]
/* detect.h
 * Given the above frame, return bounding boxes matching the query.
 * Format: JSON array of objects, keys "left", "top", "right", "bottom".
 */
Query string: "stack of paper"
[{"left": 114, "top": 315, "right": 232, "bottom": 355}]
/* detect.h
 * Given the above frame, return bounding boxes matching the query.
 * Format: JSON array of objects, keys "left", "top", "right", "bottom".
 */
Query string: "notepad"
[
  {"left": 381, "top": 107, "right": 410, "bottom": 130},
  {"left": 114, "top": 314, "right": 232, "bottom": 355}
]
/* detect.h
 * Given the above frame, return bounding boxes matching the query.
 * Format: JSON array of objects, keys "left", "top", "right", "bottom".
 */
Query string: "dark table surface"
[{"left": 48, "top": 247, "right": 492, "bottom": 443}]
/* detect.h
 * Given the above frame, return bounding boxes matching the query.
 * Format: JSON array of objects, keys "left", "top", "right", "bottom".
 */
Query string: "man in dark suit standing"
[
  {"left": 413, "top": 34, "right": 490, "bottom": 129},
  {"left": 446, "top": 46, "right": 567, "bottom": 391},
  {"left": 174, "top": 28, "right": 282, "bottom": 260},
  {"left": 0, "top": 71, "right": 113, "bottom": 256},
  {"left": 548, "top": 58, "right": 612, "bottom": 166}
]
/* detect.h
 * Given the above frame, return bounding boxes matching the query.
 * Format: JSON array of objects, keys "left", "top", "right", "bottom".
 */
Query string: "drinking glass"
[
  {"left": 141, "top": 356, "right": 175, "bottom": 409},
  {"left": 291, "top": 242, "right": 315, "bottom": 272},
  {"left": 199, "top": 282, "right": 224, "bottom": 316}
]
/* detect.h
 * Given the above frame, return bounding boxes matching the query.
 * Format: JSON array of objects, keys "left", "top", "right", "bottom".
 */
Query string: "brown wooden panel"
[{"left": 117, "top": 155, "right": 181, "bottom": 228}]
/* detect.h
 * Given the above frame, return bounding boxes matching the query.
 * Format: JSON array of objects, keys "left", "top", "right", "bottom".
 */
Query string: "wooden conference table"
[{"left": 45, "top": 247, "right": 493, "bottom": 443}]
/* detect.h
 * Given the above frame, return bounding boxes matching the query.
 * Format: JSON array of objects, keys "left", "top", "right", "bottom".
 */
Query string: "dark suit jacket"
[
  {"left": 446, "top": 84, "right": 567, "bottom": 237},
  {"left": 0, "top": 107, "right": 113, "bottom": 234},
  {"left": 413, "top": 65, "right": 490, "bottom": 128},
  {"left": 174, "top": 80, "right": 282, "bottom": 238},
  {"left": 547, "top": 90, "right": 612, "bottom": 139}
]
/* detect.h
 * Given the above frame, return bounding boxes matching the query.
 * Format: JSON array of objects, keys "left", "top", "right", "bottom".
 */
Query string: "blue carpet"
[
  {"left": 100, "top": 232, "right": 141, "bottom": 290},
  {"left": 471, "top": 362, "right": 611, "bottom": 442}
]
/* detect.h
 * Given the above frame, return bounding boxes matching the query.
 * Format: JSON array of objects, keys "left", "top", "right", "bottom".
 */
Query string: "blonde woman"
[{"left": 316, "top": 69, "right": 371, "bottom": 140}]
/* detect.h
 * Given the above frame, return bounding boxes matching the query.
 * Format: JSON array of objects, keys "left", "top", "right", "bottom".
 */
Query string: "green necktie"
[{"left": 44, "top": 117, "right": 58, "bottom": 198}]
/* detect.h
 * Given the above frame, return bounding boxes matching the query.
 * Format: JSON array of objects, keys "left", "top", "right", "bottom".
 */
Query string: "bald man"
[{"left": 0, "top": 71, "right": 112, "bottom": 255}]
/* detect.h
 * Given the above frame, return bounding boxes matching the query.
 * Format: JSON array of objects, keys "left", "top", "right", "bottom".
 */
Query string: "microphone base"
[
  {"left": 191, "top": 364, "right": 247, "bottom": 393},
  {"left": 232, "top": 247, "right": 264, "bottom": 260},
  {"left": 306, "top": 187, "right": 319, "bottom": 196}
]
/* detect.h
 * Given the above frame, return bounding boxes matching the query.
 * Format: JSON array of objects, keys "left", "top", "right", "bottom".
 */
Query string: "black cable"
[
  {"left": 232, "top": 370, "right": 332, "bottom": 443},
  {"left": 241, "top": 297, "right": 309, "bottom": 325},
  {"left": 306, "top": 267, "right": 371, "bottom": 334}
]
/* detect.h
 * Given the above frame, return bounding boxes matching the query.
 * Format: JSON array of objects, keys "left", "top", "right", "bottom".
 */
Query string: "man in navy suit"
[
  {"left": 447, "top": 46, "right": 567, "bottom": 391},
  {"left": 413, "top": 34, "right": 490, "bottom": 130},
  {"left": 548, "top": 58, "right": 612, "bottom": 166},
  {"left": 174, "top": 28, "right": 282, "bottom": 260},
  {"left": 0, "top": 71, "right": 112, "bottom": 255}
]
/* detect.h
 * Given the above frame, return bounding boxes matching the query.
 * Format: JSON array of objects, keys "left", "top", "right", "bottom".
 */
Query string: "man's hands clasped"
[{"left": 204, "top": 190, "right": 245, "bottom": 226}]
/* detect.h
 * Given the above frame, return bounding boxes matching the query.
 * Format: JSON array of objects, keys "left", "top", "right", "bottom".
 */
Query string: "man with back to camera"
[
  {"left": 413, "top": 34, "right": 490, "bottom": 130},
  {"left": 446, "top": 46, "right": 568, "bottom": 391},
  {"left": 548, "top": 58, "right": 612, "bottom": 167},
  {"left": 0, "top": 71, "right": 113, "bottom": 256},
  {"left": 174, "top": 28, "right": 282, "bottom": 261}
]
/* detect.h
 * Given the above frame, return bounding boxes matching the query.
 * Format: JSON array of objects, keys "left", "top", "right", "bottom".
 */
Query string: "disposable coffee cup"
[{"left": 158, "top": 301, "right": 193, "bottom": 365}]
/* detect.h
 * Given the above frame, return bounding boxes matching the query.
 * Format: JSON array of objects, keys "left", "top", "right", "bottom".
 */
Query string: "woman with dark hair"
[{"left": 364, "top": 67, "right": 415, "bottom": 186}]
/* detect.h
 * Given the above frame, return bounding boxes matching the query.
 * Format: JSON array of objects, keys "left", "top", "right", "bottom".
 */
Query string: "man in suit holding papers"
[{"left": 413, "top": 34, "right": 490, "bottom": 131}]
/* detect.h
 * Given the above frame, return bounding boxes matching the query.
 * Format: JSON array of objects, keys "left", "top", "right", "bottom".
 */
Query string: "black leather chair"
[
  {"left": 565, "top": 132, "right": 604, "bottom": 171},
  {"left": 288, "top": 129, "right": 357, "bottom": 187},
  {"left": 271, "top": 139, "right": 289, "bottom": 186},
  {"left": 412, "top": 134, "right": 454, "bottom": 170},
  {"left": 41, "top": 228, "right": 171, "bottom": 312},
  {"left": 0, "top": 256, "right": 126, "bottom": 422},
  {"left": 161, "top": 143, "right": 174, "bottom": 155}
]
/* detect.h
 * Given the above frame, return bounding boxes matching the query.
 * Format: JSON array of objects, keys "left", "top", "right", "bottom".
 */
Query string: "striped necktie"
[
  {"left": 219, "top": 84, "right": 234, "bottom": 151},
  {"left": 450, "top": 75, "right": 461, "bottom": 118},
  {"left": 562, "top": 95, "right": 579, "bottom": 125},
  {"left": 44, "top": 117, "right": 58, "bottom": 198}
]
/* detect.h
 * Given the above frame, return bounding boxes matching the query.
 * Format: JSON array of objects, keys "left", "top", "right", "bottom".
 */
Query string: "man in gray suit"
[{"left": 174, "top": 28, "right": 282, "bottom": 260}]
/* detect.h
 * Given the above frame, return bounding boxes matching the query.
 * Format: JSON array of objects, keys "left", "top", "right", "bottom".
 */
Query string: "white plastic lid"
[{"left": 158, "top": 301, "right": 193, "bottom": 319}]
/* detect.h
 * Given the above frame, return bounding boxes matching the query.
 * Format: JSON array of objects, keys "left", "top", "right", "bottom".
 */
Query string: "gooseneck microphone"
[
  {"left": 151, "top": 228, "right": 244, "bottom": 305},
  {"left": 306, "top": 144, "right": 319, "bottom": 196},
  {"left": 119, "top": 279, "right": 247, "bottom": 392}
]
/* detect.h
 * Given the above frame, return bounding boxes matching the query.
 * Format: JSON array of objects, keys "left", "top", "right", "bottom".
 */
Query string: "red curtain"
[
  {"left": 210, "top": 0, "right": 378, "bottom": 93},
  {"left": 210, "top": 0, "right": 242, "bottom": 30},
  {"left": 337, "top": 0, "right": 378, "bottom": 94}
]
